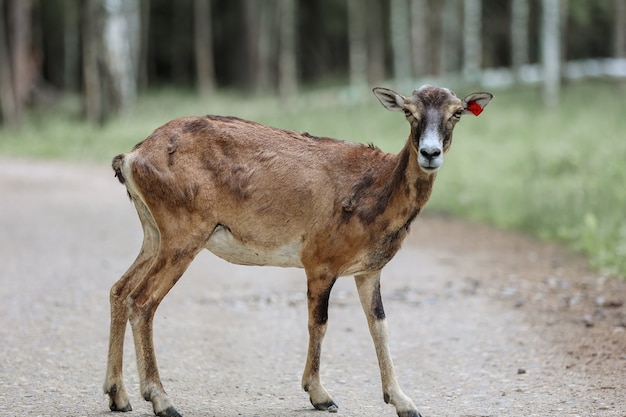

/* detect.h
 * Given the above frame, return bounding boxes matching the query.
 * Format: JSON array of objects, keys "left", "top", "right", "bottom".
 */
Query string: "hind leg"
[
  {"left": 126, "top": 233, "right": 202, "bottom": 417},
  {"left": 104, "top": 220, "right": 160, "bottom": 412}
]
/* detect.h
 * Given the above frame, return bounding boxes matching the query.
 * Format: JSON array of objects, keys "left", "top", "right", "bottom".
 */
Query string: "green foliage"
[
  {"left": 429, "top": 81, "right": 626, "bottom": 277},
  {"left": 1, "top": 81, "right": 624, "bottom": 277}
]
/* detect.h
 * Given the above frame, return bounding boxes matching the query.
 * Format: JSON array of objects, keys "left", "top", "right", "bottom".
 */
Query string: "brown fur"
[{"left": 103, "top": 85, "right": 492, "bottom": 417}]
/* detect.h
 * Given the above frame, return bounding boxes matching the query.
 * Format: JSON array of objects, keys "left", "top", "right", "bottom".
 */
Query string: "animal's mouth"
[
  {"left": 420, "top": 165, "right": 440, "bottom": 174},
  {"left": 418, "top": 160, "right": 442, "bottom": 173}
]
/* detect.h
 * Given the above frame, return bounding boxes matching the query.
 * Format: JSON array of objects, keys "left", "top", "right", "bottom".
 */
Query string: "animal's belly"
[{"left": 205, "top": 225, "right": 304, "bottom": 268}]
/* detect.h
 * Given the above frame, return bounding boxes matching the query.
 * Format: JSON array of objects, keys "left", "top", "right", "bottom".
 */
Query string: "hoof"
[
  {"left": 311, "top": 399, "right": 338, "bottom": 413},
  {"left": 106, "top": 384, "right": 132, "bottom": 413},
  {"left": 109, "top": 402, "right": 132, "bottom": 412},
  {"left": 156, "top": 406, "right": 183, "bottom": 417},
  {"left": 397, "top": 411, "right": 422, "bottom": 417}
]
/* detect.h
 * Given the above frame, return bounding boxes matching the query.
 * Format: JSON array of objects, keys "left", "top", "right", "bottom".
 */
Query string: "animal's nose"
[{"left": 420, "top": 147, "right": 441, "bottom": 160}]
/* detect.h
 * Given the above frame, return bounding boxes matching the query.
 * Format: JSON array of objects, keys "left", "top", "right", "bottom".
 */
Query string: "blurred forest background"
[
  {"left": 0, "top": 0, "right": 625, "bottom": 278},
  {"left": 1, "top": 0, "right": 625, "bottom": 125}
]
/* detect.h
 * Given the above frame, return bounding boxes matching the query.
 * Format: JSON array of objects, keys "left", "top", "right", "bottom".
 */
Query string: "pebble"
[{"left": 581, "top": 315, "right": 594, "bottom": 327}]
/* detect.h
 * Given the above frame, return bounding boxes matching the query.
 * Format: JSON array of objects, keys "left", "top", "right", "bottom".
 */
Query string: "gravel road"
[{"left": 0, "top": 159, "right": 624, "bottom": 417}]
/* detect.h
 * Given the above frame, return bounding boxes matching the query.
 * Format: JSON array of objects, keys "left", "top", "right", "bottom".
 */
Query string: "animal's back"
[{"left": 117, "top": 115, "right": 393, "bottom": 206}]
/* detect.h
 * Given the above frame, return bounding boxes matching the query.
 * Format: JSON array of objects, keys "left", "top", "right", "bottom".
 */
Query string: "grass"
[
  {"left": 430, "top": 81, "right": 626, "bottom": 277},
  {"left": 1, "top": 81, "right": 625, "bottom": 277}
]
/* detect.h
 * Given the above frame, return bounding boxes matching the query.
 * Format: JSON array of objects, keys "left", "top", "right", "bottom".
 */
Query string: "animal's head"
[{"left": 373, "top": 85, "right": 493, "bottom": 175}]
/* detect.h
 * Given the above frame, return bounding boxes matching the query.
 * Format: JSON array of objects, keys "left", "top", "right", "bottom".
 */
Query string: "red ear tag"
[{"left": 467, "top": 101, "right": 483, "bottom": 116}]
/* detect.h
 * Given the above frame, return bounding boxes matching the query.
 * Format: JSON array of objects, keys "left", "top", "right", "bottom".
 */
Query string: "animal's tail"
[{"left": 112, "top": 154, "right": 126, "bottom": 184}]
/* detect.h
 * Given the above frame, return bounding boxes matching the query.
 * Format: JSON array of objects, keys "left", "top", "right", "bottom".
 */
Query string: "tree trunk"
[
  {"left": 102, "top": 0, "right": 139, "bottom": 110},
  {"left": 410, "top": 0, "right": 428, "bottom": 78},
  {"left": 82, "top": 0, "right": 139, "bottom": 124},
  {"left": 82, "top": 0, "right": 104, "bottom": 124},
  {"left": 541, "top": 0, "right": 561, "bottom": 108},
  {"left": 242, "top": 0, "right": 259, "bottom": 91},
  {"left": 63, "top": 1, "right": 80, "bottom": 91},
  {"left": 241, "top": 0, "right": 274, "bottom": 93},
  {"left": 559, "top": 0, "right": 568, "bottom": 68},
  {"left": 348, "top": 0, "right": 367, "bottom": 89},
  {"left": 138, "top": 0, "right": 150, "bottom": 90},
  {"left": 8, "top": 0, "right": 33, "bottom": 123},
  {"left": 614, "top": 0, "right": 626, "bottom": 58},
  {"left": 442, "top": 0, "right": 461, "bottom": 74},
  {"left": 427, "top": 0, "right": 443, "bottom": 76},
  {"left": 278, "top": 0, "right": 297, "bottom": 99},
  {"left": 171, "top": 0, "right": 189, "bottom": 85},
  {"left": 256, "top": 1, "right": 275, "bottom": 93},
  {"left": 366, "top": 0, "right": 385, "bottom": 83},
  {"left": 511, "top": 0, "right": 529, "bottom": 81},
  {"left": 0, "top": 0, "right": 17, "bottom": 127},
  {"left": 390, "top": 0, "right": 411, "bottom": 84},
  {"left": 194, "top": 0, "right": 215, "bottom": 96},
  {"left": 463, "top": 0, "right": 482, "bottom": 82}
]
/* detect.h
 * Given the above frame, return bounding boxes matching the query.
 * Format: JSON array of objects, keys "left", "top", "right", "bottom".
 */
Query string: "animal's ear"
[
  {"left": 463, "top": 92, "right": 493, "bottom": 116},
  {"left": 373, "top": 87, "right": 406, "bottom": 112}
]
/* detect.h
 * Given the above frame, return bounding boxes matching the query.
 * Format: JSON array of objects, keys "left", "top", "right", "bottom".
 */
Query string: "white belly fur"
[{"left": 205, "top": 225, "right": 304, "bottom": 268}]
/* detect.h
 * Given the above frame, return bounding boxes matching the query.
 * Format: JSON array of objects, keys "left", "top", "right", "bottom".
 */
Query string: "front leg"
[
  {"left": 354, "top": 272, "right": 422, "bottom": 417},
  {"left": 302, "top": 269, "right": 338, "bottom": 412}
]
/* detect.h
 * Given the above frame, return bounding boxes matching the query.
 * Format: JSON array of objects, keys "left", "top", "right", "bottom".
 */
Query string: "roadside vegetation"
[{"left": 1, "top": 80, "right": 624, "bottom": 277}]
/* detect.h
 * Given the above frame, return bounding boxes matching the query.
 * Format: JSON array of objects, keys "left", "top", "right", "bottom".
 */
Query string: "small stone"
[
  {"left": 568, "top": 295, "right": 581, "bottom": 306},
  {"left": 605, "top": 299, "right": 624, "bottom": 308},
  {"left": 517, "top": 368, "right": 526, "bottom": 375},
  {"left": 582, "top": 315, "right": 594, "bottom": 327}
]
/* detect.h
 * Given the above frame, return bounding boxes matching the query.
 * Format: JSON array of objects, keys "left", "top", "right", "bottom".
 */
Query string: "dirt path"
[{"left": 0, "top": 159, "right": 624, "bottom": 417}]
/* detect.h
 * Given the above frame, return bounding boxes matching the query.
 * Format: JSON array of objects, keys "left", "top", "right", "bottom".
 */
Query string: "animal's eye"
[
  {"left": 403, "top": 109, "right": 413, "bottom": 118},
  {"left": 452, "top": 109, "right": 463, "bottom": 120}
]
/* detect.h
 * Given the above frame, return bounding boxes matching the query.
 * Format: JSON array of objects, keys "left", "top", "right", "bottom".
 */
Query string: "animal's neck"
[
  {"left": 356, "top": 143, "right": 437, "bottom": 272},
  {"left": 388, "top": 141, "right": 437, "bottom": 217},
  {"left": 340, "top": 140, "right": 436, "bottom": 228}
]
